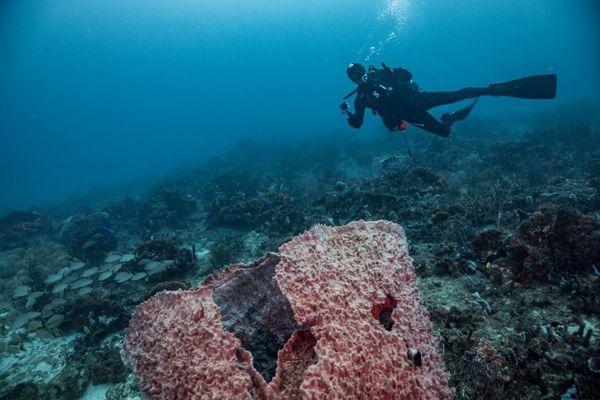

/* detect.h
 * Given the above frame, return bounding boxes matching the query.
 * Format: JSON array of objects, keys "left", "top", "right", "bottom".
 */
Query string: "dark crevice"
[
  {"left": 213, "top": 254, "right": 299, "bottom": 381},
  {"left": 372, "top": 295, "right": 398, "bottom": 331},
  {"left": 276, "top": 328, "right": 318, "bottom": 400}
]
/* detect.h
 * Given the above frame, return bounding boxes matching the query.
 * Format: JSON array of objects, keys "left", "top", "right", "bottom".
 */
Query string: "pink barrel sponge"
[
  {"left": 122, "top": 286, "right": 268, "bottom": 399},
  {"left": 123, "top": 220, "right": 453, "bottom": 399}
]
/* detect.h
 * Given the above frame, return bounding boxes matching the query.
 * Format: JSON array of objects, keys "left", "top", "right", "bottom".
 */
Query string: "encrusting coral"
[{"left": 122, "top": 220, "right": 453, "bottom": 399}]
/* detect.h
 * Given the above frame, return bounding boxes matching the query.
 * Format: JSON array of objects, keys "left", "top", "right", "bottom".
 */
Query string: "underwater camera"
[{"left": 339, "top": 101, "right": 350, "bottom": 114}]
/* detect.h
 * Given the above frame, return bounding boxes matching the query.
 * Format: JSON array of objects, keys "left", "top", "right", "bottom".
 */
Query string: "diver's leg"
[
  {"left": 413, "top": 112, "right": 451, "bottom": 137},
  {"left": 417, "top": 87, "right": 489, "bottom": 110}
]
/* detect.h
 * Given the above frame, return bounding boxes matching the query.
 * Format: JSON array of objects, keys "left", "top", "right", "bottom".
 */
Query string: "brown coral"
[{"left": 503, "top": 208, "right": 600, "bottom": 282}]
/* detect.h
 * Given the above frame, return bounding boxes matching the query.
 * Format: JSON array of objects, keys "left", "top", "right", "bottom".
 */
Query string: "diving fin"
[
  {"left": 441, "top": 97, "right": 479, "bottom": 126},
  {"left": 488, "top": 74, "right": 557, "bottom": 99}
]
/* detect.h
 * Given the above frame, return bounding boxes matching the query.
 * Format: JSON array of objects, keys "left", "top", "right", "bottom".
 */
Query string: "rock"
[
  {"left": 106, "top": 373, "right": 142, "bottom": 400},
  {"left": 0, "top": 333, "right": 80, "bottom": 397}
]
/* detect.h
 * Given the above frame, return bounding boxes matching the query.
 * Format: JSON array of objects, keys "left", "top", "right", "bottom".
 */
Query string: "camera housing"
[{"left": 339, "top": 102, "right": 350, "bottom": 114}]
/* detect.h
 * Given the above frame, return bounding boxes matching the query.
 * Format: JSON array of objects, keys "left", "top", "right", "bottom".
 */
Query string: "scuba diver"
[{"left": 340, "top": 62, "right": 557, "bottom": 137}]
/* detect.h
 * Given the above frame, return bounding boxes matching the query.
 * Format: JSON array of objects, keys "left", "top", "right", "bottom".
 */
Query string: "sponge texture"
[{"left": 123, "top": 220, "right": 453, "bottom": 399}]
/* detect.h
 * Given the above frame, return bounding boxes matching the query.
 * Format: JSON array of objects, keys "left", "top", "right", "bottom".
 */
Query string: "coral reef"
[
  {"left": 87, "top": 347, "right": 128, "bottom": 385},
  {"left": 0, "top": 211, "right": 49, "bottom": 251},
  {"left": 208, "top": 232, "right": 244, "bottom": 268},
  {"left": 508, "top": 208, "right": 600, "bottom": 282},
  {"left": 473, "top": 208, "right": 600, "bottom": 283},
  {"left": 137, "top": 186, "right": 197, "bottom": 235},
  {"left": 127, "top": 238, "right": 196, "bottom": 280},
  {"left": 1, "top": 110, "right": 599, "bottom": 399},
  {"left": 123, "top": 221, "right": 452, "bottom": 399},
  {"left": 62, "top": 294, "right": 128, "bottom": 345},
  {"left": 58, "top": 213, "right": 117, "bottom": 262}
]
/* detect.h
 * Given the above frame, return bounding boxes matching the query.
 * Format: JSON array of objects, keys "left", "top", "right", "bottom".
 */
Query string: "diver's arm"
[{"left": 347, "top": 97, "right": 366, "bottom": 129}]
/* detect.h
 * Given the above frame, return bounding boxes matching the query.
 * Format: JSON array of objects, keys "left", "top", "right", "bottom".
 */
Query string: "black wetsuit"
[{"left": 348, "top": 66, "right": 491, "bottom": 137}]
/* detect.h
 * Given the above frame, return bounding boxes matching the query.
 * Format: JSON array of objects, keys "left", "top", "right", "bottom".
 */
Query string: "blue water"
[{"left": 1, "top": 0, "right": 599, "bottom": 211}]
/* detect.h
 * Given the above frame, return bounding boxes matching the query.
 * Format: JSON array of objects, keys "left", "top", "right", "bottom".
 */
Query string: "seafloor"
[{"left": 1, "top": 108, "right": 599, "bottom": 399}]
